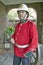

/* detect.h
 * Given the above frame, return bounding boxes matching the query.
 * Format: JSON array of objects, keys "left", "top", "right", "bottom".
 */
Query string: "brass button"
[
  {"left": 17, "top": 33, "right": 19, "bottom": 35},
  {"left": 19, "top": 27, "right": 21, "bottom": 30},
  {"left": 16, "top": 38, "right": 17, "bottom": 40},
  {"left": 20, "top": 24, "right": 22, "bottom": 26}
]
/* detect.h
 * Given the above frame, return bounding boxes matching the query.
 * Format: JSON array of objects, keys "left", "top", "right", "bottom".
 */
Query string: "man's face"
[{"left": 18, "top": 10, "right": 27, "bottom": 20}]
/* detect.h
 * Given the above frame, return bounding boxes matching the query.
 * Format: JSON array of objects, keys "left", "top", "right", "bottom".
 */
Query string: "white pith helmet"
[{"left": 17, "top": 4, "right": 29, "bottom": 17}]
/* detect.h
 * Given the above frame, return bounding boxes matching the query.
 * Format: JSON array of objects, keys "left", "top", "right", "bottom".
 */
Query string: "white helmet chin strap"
[{"left": 20, "top": 13, "right": 28, "bottom": 23}]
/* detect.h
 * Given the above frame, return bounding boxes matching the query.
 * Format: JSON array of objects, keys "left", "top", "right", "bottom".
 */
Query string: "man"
[{"left": 10, "top": 4, "right": 38, "bottom": 65}]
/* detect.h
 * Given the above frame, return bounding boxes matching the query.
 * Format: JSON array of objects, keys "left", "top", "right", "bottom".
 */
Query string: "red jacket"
[{"left": 12, "top": 19, "right": 38, "bottom": 57}]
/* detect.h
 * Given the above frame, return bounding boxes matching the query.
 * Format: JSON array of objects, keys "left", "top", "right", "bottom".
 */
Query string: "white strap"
[{"left": 15, "top": 43, "right": 29, "bottom": 48}]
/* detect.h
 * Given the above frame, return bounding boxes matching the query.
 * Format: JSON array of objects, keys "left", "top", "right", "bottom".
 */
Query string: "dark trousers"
[{"left": 13, "top": 55, "right": 31, "bottom": 65}]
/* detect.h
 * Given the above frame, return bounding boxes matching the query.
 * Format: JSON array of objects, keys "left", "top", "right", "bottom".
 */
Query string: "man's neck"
[{"left": 20, "top": 19, "right": 27, "bottom": 23}]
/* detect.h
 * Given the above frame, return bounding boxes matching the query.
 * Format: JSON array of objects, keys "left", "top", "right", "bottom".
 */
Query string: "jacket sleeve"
[
  {"left": 24, "top": 23, "right": 38, "bottom": 54},
  {"left": 11, "top": 23, "right": 19, "bottom": 39},
  {"left": 11, "top": 32, "right": 15, "bottom": 39}
]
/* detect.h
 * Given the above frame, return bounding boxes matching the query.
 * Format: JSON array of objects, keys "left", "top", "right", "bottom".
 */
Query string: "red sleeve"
[
  {"left": 11, "top": 29, "right": 16, "bottom": 39},
  {"left": 24, "top": 23, "right": 38, "bottom": 54},
  {"left": 11, "top": 32, "right": 15, "bottom": 39},
  {"left": 11, "top": 23, "right": 19, "bottom": 39},
  {"left": 11, "top": 24, "right": 17, "bottom": 39}
]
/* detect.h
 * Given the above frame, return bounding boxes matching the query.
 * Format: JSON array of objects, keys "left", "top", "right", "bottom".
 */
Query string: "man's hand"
[
  {"left": 10, "top": 38, "right": 15, "bottom": 44},
  {"left": 23, "top": 52, "right": 32, "bottom": 58},
  {"left": 23, "top": 54, "right": 28, "bottom": 57}
]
